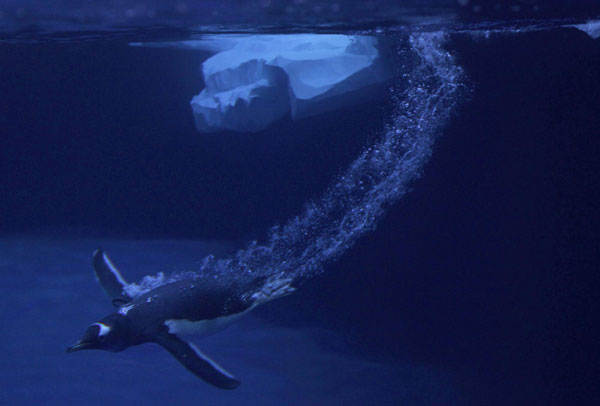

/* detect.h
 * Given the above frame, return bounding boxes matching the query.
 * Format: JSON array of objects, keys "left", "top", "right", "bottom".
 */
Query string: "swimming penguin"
[{"left": 67, "top": 249, "right": 295, "bottom": 389}]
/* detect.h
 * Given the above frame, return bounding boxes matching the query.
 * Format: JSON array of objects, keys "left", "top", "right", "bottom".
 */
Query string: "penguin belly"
[{"left": 164, "top": 312, "right": 247, "bottom": 338}]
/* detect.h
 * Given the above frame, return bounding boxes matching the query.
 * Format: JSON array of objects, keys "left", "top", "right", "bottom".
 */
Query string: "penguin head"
[{"left": 67, "top": 316, "right": 129, "bottom": 353}]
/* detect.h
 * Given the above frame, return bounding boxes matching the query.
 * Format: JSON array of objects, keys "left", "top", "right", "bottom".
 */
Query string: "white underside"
[{"left": 165, "top": 312, "right": 246, "bottom": 339}]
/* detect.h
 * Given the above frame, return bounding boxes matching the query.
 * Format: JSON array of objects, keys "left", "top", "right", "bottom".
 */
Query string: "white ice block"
[{"left": 187, "top": 34, "right": 390, "bottom": 133}]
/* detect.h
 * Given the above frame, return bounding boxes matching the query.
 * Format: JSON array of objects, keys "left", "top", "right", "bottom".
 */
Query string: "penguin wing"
[
  {"left": 92, "top": 249, "right": 132, "bottom": 306},
  {"left": 153, "top": 331, "right": 240, "bottom": 389}
]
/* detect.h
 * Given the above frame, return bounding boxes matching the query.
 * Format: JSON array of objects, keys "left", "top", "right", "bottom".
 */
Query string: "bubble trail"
[{"left": 127, "top": 31, "right": 465, "bottom": 296}]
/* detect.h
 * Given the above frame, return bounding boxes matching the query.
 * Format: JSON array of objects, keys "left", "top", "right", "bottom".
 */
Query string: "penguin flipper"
[
  {"left": 153, "top": 332, "right": 240, "bottom": 390},
  {"left": 92, "top": 249, "right": 132, "bottom": 305}
]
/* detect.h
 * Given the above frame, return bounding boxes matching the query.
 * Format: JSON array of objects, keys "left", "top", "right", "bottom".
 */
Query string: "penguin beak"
[{"left": 66, "top": 341, "right": 95, "bottom": 353}]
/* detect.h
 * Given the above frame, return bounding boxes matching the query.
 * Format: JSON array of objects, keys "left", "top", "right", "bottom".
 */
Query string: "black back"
[{"left": 123, "top": 275, "right": 266, "bottom": 335}]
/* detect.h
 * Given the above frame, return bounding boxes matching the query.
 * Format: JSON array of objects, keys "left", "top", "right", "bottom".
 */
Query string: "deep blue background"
[
  {"left": 2, "top": 0, "right": 600, "bottom": 33},
  {"left": 1, "top": 26, "right": 599, "bottom": 405}
]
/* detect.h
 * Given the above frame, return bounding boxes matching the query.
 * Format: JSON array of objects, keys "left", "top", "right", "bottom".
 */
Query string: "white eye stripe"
[{"left": 93, "top": 323, "right": 112, "bottom": 337}]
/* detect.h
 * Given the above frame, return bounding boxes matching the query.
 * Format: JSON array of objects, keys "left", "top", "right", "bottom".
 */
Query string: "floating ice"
[
  {"left": 186, "top": 34, "right": 391, "bottom": 133},
  {"left": 572, "top": 20, "right": 600, "bottom": 39}
]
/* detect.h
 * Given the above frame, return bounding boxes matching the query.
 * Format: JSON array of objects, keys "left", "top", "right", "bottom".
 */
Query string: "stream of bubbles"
[{"left": 126, "top": 31, "right": 465, "bottom": 297}]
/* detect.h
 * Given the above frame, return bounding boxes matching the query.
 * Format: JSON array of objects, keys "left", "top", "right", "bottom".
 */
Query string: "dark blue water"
[{"left": 1, "top": 4, "right": 599, "bottom": 406}]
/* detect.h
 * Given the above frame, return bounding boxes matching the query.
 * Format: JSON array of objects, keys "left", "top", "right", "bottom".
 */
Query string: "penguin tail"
[{"left": 251, "top": 273, "right": 295, "bottom": 305}]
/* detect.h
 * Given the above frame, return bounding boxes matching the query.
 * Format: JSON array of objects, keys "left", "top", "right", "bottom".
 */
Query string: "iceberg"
[
  {"left": 572, "top": 20, "right": 600, "bottom": 40},
  {"left": 191, "top": 58, "right": 291, "bottom": 133},
  {"left": 180, "top": 34, "right": 390, "bottom": 133}
]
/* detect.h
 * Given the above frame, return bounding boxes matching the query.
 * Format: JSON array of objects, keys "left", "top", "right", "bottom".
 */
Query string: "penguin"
[{"left": 67, "top": 249, "right": 295, "bottom": 389}]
